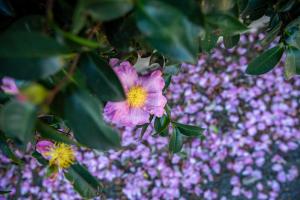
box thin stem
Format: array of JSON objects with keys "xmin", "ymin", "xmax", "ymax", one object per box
[{"xmin": 45, "ymin": 23, "xmax": 100, "ymax": 105}]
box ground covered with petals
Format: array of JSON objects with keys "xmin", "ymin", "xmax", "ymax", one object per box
[{"xmin": 1, "ymin": 34, "xmax": 300, "ymax": 200}]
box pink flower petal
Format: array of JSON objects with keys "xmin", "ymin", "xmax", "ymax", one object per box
[
  {"xmin": 109, "ymin": 58, "xmax": 119, "ymax": 67},
  {"xmin": 36, "ymin": 140, "xmax": 54, "ymax": 156},
  {"xmin": 125, "ymin": 108, "xmax": 149, "ymax": 127},
  {"xmin": 104, "ymin": 101, "xmax": 130, "ymax": 125},
  {"xmin": 1, "ymin": 77, "xmax": 19, "ymax": 95},
  {"xmin": 114, "ymin": 62, "xmax": 138, "ymax": 91},
  {"xmin": 140, "ymin": 70, "xmax": 165, "ymax": 93},
  {"xmin": 145, "ymin": 93, "xmax": 167, "ymax": 117}
]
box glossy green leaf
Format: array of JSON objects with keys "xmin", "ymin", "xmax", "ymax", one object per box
[
  {"xmin": 65, "ymin": 163, "xmax": 102, "ymax": 198},
  {"xmin": 0, "ymin": 31, "xmax": 69, "ymax": 80},
  {"xmin": 8, "ymin": 15, "xmax": 44, "ymax": 32},
  {"xmin": 285, "ymin": 48, "xmax": 300, "ymax": 79},
  {"xmin": 163, "ymin": 74, "xmax": 172, "ymax": 92},
  {"xmin": 65, "ymin": 89, "xmax": 121, "ymax": 150},
  {"xmin": 0, "ymin": 133, "xmax": 23, "ymax": 165},
  {"xmin": 79, "ymin": 53, "xmax": 125, "ymax": 101},
  {"xmin": 246, "ymin": 45, "xmax": 284, "ymax": 75},
  {"xmin": 154, "ymin": 115, "xmax": 170, "ymax": 136},
  {"xmin": 104, "ymin": 14, "xmax": 139, "ymax": 51},
  {"xmin": 136, "ymin": 0, "xmax": 200, "ymax": 63},
  {"xmin": 46, "ymin": 165, "xmax": 59, "ymax": 178},
  {"xmin": 207, "ymin": 13, "xmax": 248, "ymax": 36},
  {"xmin": 285, "ymin": 16, "xmax": 300, "ymax": 50},
  {"xmin": 161, "ymin": 0, "xmax": 203, "ymax": 25},
  {"xmin": 58, "ymin": 29, "xmax": 100, "ymax": 49},
  {"xmin": 172, "ymin": 122, "xmax": 205, "ymax": 137},
  {"xmin": 278, "ymin": 0, "xmax": 295, "ymax": 12},
  {"xmin": 241, "ymin": 0, "xmax": 268, "ymax": 22},
  {"xmin": 223, "ymin": 35, "xmax": 240, "ymax": 48},
  {"xmin": 200, "ymin": 32, "xmax": 219, "ymax": 52},
  {"xmin": 72, "ymin": 0, "xmax": 87, "ymax": 34},
  {"xmin": 36, "ymin": 121, "xmax": 78, "ymax": 145},
  {"xmin": 261, "ymin": 22, "xmax": 282, "ymax": 48},
  {"xmin": 0, "ymin": 0, "xmax": 14, "ymax": 16},
  {"xmin": 0, "ymin": 100, "xmax": 36, "ymax": 144},
  {"xmin": 83, "ymin": 0, "xmax": 133, "ymax": 21},
  {"xmin": 32, "ymin": 151, "xmax": 48, "ymax": 166},
  {"xmin": 169, "ymin": 128, "xmax": 183, "ymax": 153}
]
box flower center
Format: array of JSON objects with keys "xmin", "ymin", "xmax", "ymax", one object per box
[
  {"xmin": 46, "ymin": 143, "xmax": 75, "ymax": 169},
  {"xmin": 127, "ymin": 86, "xmax": 147, "ymax": 108}
]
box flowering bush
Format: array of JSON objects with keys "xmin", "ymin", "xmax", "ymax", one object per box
[
  {"xmin": 0, "ymin": 0, "xmax": 300, "ymax": 199},
  {"xmin": 1, "ymin": 34, "xmax": 300, "ymax": 200}
]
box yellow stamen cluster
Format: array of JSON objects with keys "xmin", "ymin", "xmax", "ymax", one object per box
[
  {"xmin": 127, "ymin": 86, "xmax": 147, "ymax": 108},
  {"xmin": 45, "ymin": 143, "xmax": 75, "ymax": 169}
]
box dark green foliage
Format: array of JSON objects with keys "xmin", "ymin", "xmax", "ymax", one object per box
[
  {"xmin": 246, "ymin": 45, "xmax": 284, "ymax": 75},
  {"xmin": 136, "ymin": 0, "xmax": 200, "ymax": 63},
  {"xmin": 65, "ymin": 163, "xmax": 102, "ymax": 198},
  {"xmin": 64, "ymin": 89, "xmax": 121, "ymax": 151},
  {"xmin": 78, "ymin": 53, "xmax": 126, "ymax": 101},
  {"xmin": 0, "ymin": 100, "xmax": 36, "ymax": 144},
  {"xmin": 169, "ymin": 128, "xmax": 183, "ymax": 153},
  {"xmin": 0, "ymin": 0, "xmax": 299, "ymax": 198},
  {"xmin": 172, "ymin": 122, "xmax": 205, "ymax": 137}
]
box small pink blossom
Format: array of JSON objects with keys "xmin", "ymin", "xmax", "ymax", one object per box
[
  {"xmin": 104, "ymin": 59, "xmax": 167, "ymax": 127},
  {"xmin": 36, "ymin": 140, "xmax": 54, "ymax": 157},
  {"xmin": 1, "ymin": 77, "xmax": 19, "ymax": 94}
]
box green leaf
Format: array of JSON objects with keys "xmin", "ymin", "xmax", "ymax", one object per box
[
  {"xmin": 200, "ymin": 32, "xmax": 219, "ymax": 52},
  {"xmin": 161, "ymin": 0, "xmax": 203, "ymax": 25},
  {"xmin": 207, "ymin": 13, "xmax": 248, "ymax": 36},
  {"xmin": 223, "ymin": 35, "xmax": 240, "ymax": 48},
  {"xmin": 65, "ymin": 89, "xmax": 121, "ymax": 150},
  {"xmin": 72, "ymin": 0, "xmax": 87, "ymax": 34},
  {"xmin": 163, "ymin": 74, "xmax": 172, "ymax": 92},
  {"xmin": 46, "ymin": 165, "xmax": 59, "ymax": 178},
  {"xmin": 163, "ymin": 64, "xmax": 180, "ymax": 75},
  {"xmin": 0, "ymin": 100, "xmax": 36, "ymax": 144},
  {"xmin": 65, "ymin": 163, "xmax": 102, "ymax": 198},
  {"xmin": 32, "ymin": 151, "xmax": 48, "ymax": 166},
  {"xmin": 154, "ymin": 115, "xmax": 170, "ymax": 136},
  {"xmin": 0, "ymin": 133, "xmax": 23, "ymax": 165},
  {"xmin": 285, "ymin": 16, "xmax": 300, "ymax": 50},
  {"xmin": 278, "ymin": 0, "xmax": 295, "ymax": 12},
  {"xmin": 0, "ymin": 0, "xmax": 14, "ymax": 16},
  {"xmin": 136, "ymin": 0, "xmax": 200, "ymax": 63},
  {"xmin": 246, "ymin": 45, "xmax": 284, "ymax": 75},
  {"xmin": 82, "ymin": 0, "xmax": 133, "ymax": 21},
  {"xmin": 8, "ymin": 15, "xmax": 44, "ymax": 32},
  {"xmin": 0, "ymin": 190, "xmax": 11, "ymax": 194},
  {"xmin": 261, "ymin": 22, "xmax": 282, "ymax": 48},
  {"xmin": 36, "ymin": 121, "xmax": 78, "ymax": 145},
  {"xmin": 241, "ymin": 0, "xmax": 269, "ymax": 22},
  {"xmin": 79, "ymin": 53, "xmax": 125, "ymax": 101},
  {"xmin": 0, "ymin": 31, "xmax": 69, "ymax": 80},
  {"xmin": 172, "ymin": 122, "xmax": 205, "ymax": 137},
  {"xmin": 104, "ymin": 14, "xmax": 139, "ymax": 51},
  {"xmin": 58, "ymin": 29, "xmax": 101, "ymax": 49},
  {"xmin": 285, "ymin": 48, "xmax": 300, "ymax": 79},
  {"xmin": 202, "ymin": 0, "xmax": 235, "ymax": 13},
  {"xmin": 169, "ymin": 128, "xmax": 183, "ymax": 153}
]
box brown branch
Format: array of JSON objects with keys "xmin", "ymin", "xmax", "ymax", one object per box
[
  {"xmin": 45, "ymin": 54, "xmax": 80, "ymax": 105},
  {"xmin": 45, "ymin": 23, "xmax": 101, "ymax": 105}
]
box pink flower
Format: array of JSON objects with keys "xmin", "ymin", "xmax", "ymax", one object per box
[
  {"xmin": 104, "ymin": 60, "xmax": 167, "ymax": 127},
  {"xmin": 1, "ymin": 77, "xmax": 19, "ymax": 94},
  {"xmin": 36, "ymin": 140, "xmax": 54, "ymax": 157}
]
